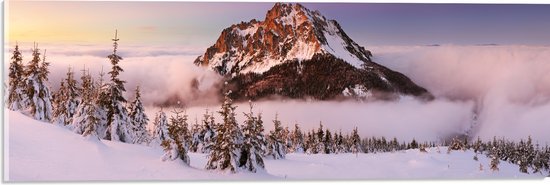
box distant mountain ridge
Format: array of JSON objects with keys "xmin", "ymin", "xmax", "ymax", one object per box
[{"xmin": 195, "ymin": 3, "xmax": 432, "ymax": 101}]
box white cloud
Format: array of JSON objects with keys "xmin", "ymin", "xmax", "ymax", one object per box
[
  {"xmin": 371, "ymin": 45, "xmax": 550, "ymax": 143},
  {"xmin": 8, "ymin": 43, "xmax": 220, "ymax": 107},
  {"xmin": 6, "ymin": 43, "xmax": 550, "ymax": 143}
]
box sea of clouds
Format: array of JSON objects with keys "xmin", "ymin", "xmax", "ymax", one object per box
[{"xmin": 5, "ymin": 43, "xmax": 550, "ymax": 144}]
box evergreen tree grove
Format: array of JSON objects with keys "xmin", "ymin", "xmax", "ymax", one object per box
[
  {"xmin": 52, "ymin": 67, "xmax": 80, "ymax": 126},
  {"xmin": 71, "ymin": 68, "xmax": 98, "ymax": 135}
]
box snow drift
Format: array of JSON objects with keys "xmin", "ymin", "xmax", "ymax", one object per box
[{"xmin": 5, "ymin": 110, "xmax": 543, "ymax": 181}]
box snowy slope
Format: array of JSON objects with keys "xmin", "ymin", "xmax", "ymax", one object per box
[
  {"xmin": 5, "ymin": 110, "xmax": 546, "ymax": 181},
  {"xmin": 6, "ymin": 110, "xmax": 275, "ymax": 181}
]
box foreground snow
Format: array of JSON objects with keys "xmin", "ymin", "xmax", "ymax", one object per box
[{"xmin": 5, "ymin": 110, "xmax": 546, "ymax": 181}]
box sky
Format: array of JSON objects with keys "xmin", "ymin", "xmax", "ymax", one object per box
[{"xmin": 6, "ymin": 1, "xmax": 550, "ymax": 47}]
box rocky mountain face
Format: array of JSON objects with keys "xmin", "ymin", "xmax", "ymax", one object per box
[{"xmin": 195, "ymin": 3, "xmax": 432, "ymax": 101}]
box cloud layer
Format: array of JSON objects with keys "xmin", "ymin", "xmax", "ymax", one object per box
[
  {"xmin": 7, "ymin": 43, "xmax": 221, "ymax": 106},
  {"xmin": 371, "ymin": 45, "xmax": 550, "ymax": 143},
  {"xmin": 5, "ymin": 43, "xmax": 550, "ymax": 143}
]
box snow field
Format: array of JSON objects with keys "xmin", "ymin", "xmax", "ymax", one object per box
[{"xmin": 6, "ymin": 110, "xmax": 546, "ymax": 181}]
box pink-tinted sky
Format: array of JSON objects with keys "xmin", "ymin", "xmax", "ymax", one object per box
[{"xmin": 7, "ymin": 1, "xmax": 550, "ymax": 47}]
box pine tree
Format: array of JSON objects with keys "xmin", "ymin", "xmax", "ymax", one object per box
[
  {"xmin": 351, "ymin": 127, "xmax": 362, "ymax": 154},
  {"xmin": 334, "ymin": 131, "xmax": 345, "ymax": 153},
  {"xmin": 71, "ymin": 68, "xmax": 98, "ymax": 135},
  {"xmin": 94, "ymin": 68, "xmax": 110, "ymax": 139},
  {"xmin": 305, "ymin": 129, "xmax": 317, "ymax": 154},
  {"xmin": 473, "ymin": 136, "xmax": 483, "ymax": 154},
  {"xmin": 105, "ymin": 30, "xmax": 131, "ymax": 142},
  {"xmin": 127, "ymin": 86, "xmax": 150, "ymax": 144},
  {"xmin": 411, "ymin": 138, "xmax": 419, "ymax": 149},
  {"xmin": 448, "ymin": 137, "xmax": 464, "ymax": 151},
  {"xmin": 81, "ymin": 100, "xmax": 101, "ymax": 141},
  {"xmin": 324, "ymin": 129, "xmax": 333, "ymax": 154},
  {"xmin": 24, "ymin": 45, "xmax": 53, "ymax": 121},
  {"xmin": 517, "ymin": 137, "xmax": 533, "ymax": 174},
  {"xmin": 283, "ymin": 126, "xmax": 292, "ymax": 153},
  {"xmin": 199, "ymin": 109, "xmax": 217, "ymax": 153},
  {"xmin": 266, "ymin": 114, "xmax": 286, "ymax": 159},
  {"xmin": 532, "ymin": 144, "xmax": 544, "ymax": 174},
  {"xmin": 391, "ymin": 137, "xmax": 399, "ymax": 152},
  {"xmin": 240, "ymin": 101, "xmax": 266, "ymax": 172},
  {"xmin": 490, "ymin": 146, "xmax": 500, "ymax": 172},
  {"xmin": 206, "ymin": 91, "xmax": 243, "ymax": 173},
  {"xmin": 52, "ymin": 67, "xmax": 80, "ymax": 126},
  {"xmin": 190, "ymin": 118, "xmax": 202, "ymax": 152},
  {"xmin": 150, "ymin": 108, "xmax": 169, "ymax": 146},
  {"xmin": 316, "ymin": 122, "xmax": 325, "ymax": 153},
  {"xmin": 7, "ymin": 43, "xmax": 27, "ymax": 111},
  {"xmin": 291, "ymin": 124, "xmax": 304, "ymax": 153},
  {"xmin": 161, "ymin": 108, "xmax": 190, "ymax": 165}
]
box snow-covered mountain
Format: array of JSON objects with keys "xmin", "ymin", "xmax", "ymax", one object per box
[{"xmin": 195, "ymin": 3, "xmax": 432, "ymax": 100}]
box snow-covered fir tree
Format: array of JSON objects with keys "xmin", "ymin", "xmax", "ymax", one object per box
[
  {"xmin": 190, "ymin": 118, "xmax": 202, "ymax": 152},
  {"xmin": 315, "ymin": 123, "xmax": 326, "ymax": 153},
  {"xmin": 305, "ymin": 129, "xmax": 317, "ymax": 154},
  {"xmin": 291, "ymin": 124, "xmax": 304, "ymax": 153},
  {"xmin": 240, "ymin": 101, "xmax": 267, "ymax": 172},
  {"xmin": 94, "ymin": 68, "xmax": 110, "ymax": 139},
  {"xmin": 410, "ymin": 138, "xmax": 419, "ymax": 149},
  {"xmin": 161, "ymin": 108, "xmax": 190, "ymax": 165},
  {"xmin": 127, "ymin": 86, "xmax": 150, "ymax": 144},
  {"xmin": 517, "ymin": 137, "xmax": 535, "ymax": 174},
  {"xmin": 81, "ymin": 91, "xmax": 101, "ymax": 141},
  {"xmin": 199, "ymin": 109, "xmax": 217, "ymax": 153},
  {"xmin": 532, "ymin": 143, "xmax": 545, "ymax": 174},
  {"xmin": 24, "ymin": 46, "xmax": 53, "ymax": 122},
  {"xmin": 473, "ymin": 137, "xmax": 483, "ymax": 154},
  {"xmin": 351, "ymin": 127, "xmax": 362, "ymax": 154},
  {"xmin": 266, "ymin": 114, "xmax": 286, "ymax": 159},
  {"xmin": 181, "ymin": 111, "xmax": 192, "ymax": 151},
  {"xmin": 283, "ymin": 127, "xmax": 293, "ymax": 154},
  {"xmin": 490, "ymin": 146, "xmax": 500, "ymax": 172},
  {"xmin": 71, "ymin": 68, "xmax": 97, "ymax": 134},
  {"xmin": 206, "ymin": 91, "xmax": 243, "ymax": 173},
  {"xmin": 150, "ymin": 108, "xmax": 169, "ymax": 146},
  {"xmin": 7, "ymin": 43, "xmax": 28, "ymax": 111},
  {"xmin": 324, "ymin": 129, "xmax": 334, "ymax": 154},
  {"xmin": 448, "ymin": 137, "xmax": 465, "ymax": 152},
  {"xmin": 105, "ymin": 30, "xmax": 131, "ymax": 142},
  {"xmin": 333, "ymin": 132, "xmax": 340, "ymax": 154},
  {"xmin": 52, "ymin": 67, "xmax": 80, "ymax": 126}
]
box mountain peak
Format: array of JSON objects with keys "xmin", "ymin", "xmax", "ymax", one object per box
[
  {"xmin": 265, "ymin": 3, "xmax": 311, "ymax": 25},
  {"xmin": 194, "ymin": 3, "xmax": 432, "ymax": 101},
  {"xmin": 195, "ymin": 3, "xmax": 373, "ymax": 75}
]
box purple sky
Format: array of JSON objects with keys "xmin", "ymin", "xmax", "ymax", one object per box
[
  {"xmin": 9, "ymin": 1, "xmax": 550, "ymax": 47},
  {"xmin": 305, "ymin": 3, "xmax": 550, "ymax": 46}
]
